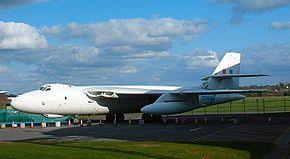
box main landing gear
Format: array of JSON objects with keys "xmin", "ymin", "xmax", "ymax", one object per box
[
  {"xmin": 106, "ymin": 113, "xmax": 125, "ymax": 122},
  {"xmin": 105, "ymin": 113, "xmax": 161, "ymax": 123},
  {"xmin": 142, "ymin": 113, "xmax": 161, "ymax": 122}
]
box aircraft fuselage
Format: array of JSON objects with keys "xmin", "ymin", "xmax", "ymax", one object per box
[{"xmin": 10, "ymin": 84, "xmax": 245, "ymax": 116}]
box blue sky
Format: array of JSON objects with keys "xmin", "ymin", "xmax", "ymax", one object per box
[{"xmin": 0, "ymin": 0, "xmax": 289, "ymax": 93}]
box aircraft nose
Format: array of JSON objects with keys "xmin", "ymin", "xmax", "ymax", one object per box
[{"xmin": 10, "ymin": 96, "xmax": 24, "ymax": 111}]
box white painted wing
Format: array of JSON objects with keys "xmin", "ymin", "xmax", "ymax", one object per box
[{"xmin": 83, "ymin": 86, "xmax": 180, "ymax": 98}]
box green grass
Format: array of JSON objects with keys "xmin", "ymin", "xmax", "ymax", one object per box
[
  {"xmin": 184, "ymin": 96, "xmax": 290, "ymax": 115},
  {"xmin": 0, "ymin": 141, "xmax": 274, "ymax": 159}
]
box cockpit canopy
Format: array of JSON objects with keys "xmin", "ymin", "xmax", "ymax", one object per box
[
  {"xmin": 39, "ymin": 85, "xmax": 51, "ymax": 91},
  {"xmin": 39, "ymin": 84, "xmax": 72, "ymax": 91}
]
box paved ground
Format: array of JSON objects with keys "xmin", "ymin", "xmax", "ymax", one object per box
[
  {"xmin": 197, "ymin": 125, "xmax": 288, "ymax": 143},
  {"xmin": 0, "ymin": 122, "xmax": 288, "ymax": 143},
  {"xmin": 0, "ymin": 116, "xmax": 289, "ymax": 159},
  {"xmin": 0, "ymin": 124, "xmax": 231, "ymax": 142}
]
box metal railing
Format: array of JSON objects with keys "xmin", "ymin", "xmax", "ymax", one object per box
[
  {"xmin": 187, "ymin": 96, "xmax": 290, "ymax": 115},
  {"xmin": 0, "ymin": 109, "xmax": 69, "ymax": 124}
]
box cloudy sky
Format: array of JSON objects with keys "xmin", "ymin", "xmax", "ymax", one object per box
[{"xmin": 0, "ymin": 0, "xmax": 289, "ymax": 93}]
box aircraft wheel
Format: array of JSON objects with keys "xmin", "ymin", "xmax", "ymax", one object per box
[
  {"xmin": 142, "ymin": 113, "xmax": 152, "ymax": 122},
  {"xmin": 106, "ymin": 114, "xmax": 115, "ymax": 122},
  {"xmin": 106, "ymin": 113, "xmax": 125, "ymax": 122},
  {"xmin": 116, "ymin": 113, "xmax": 125, "ymax": 121},
  {"xmin": 73, "ymin": 118, "xmax": 79, "ymax": 124},
  {"xmin": 142, "ymin": 114, "xmax": 161, "ymax": 122},
  {"xmin": 152, "ymin": 115, "xmax": 162, "ymax": 122}
]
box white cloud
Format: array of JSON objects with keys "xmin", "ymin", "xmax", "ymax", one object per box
[
  {"xmin": 215, "ymin": 0, "xmax": 290, "ymax": 24},
  {"xmin": 124, "ymin": 51, "xmax": 170, "ymax": 59},
  {"xmin": 40, "ymin": 18, "xmax": 208, "ymax": 73},
  {"xmin": 42, "ymin": 18, "xmax": 207, "ymax": 49},
  {"xmin": 244, "ymin": 44, "xmax": 290, "ymax": 67},
  {"xmin": 0, "ymin": 19, "xmax": 221, "ymax": 92},
  {"xmin": 0, "ymin": 21, "xmax": 48, "ymax": 49},
  {"xmin": 1, "ymin": 43, "xmax": 289, "ymax": 93},
  {"xmin": 120, "ymin": 65, "xmax": 138, "ymax": 74},
  {"xmin": 185, "ymin": 50, "xmax": 219, "ymax": 70},
  {"xmin": 271, "ymin": 21, "xmax": 290, "ymax": 30},
  {"xmin": 42, "ymin": 25, "xmax": 61, "ymax": 35},
  {"xmin": 238, "ymin": 43, "xmax": 290, "ymax": 85}
]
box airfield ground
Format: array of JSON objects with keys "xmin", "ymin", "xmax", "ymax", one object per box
[{"xmin": 0, "ymin": 116, "xmax": 289, "ymax": 159}]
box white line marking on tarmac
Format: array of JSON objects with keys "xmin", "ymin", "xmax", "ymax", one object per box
[
  {"xmin": 190, "ymin": 127, "xmax": 202, "ymax": 132},
  {"xmin": 274, "ymin": 127, "xmax": 290, "ymax": 145},
  {"xmin": 193, "ymin": 126, "xmax": 237, "ymax": 142}
]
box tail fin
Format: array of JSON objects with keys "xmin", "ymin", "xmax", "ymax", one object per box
[
  {"xmin": 211, "ymin": 52, "xmax": 241, "ymax": 76},
  {"xmin": 202, "ymin": 52, "xmax": 268, "ymax": 90}
]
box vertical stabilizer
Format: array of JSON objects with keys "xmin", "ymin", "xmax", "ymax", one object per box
[
  {"xmin": 206, "ymin": 52, "xmax": 241, "ymax": 89},
  {"xmin": 212, "ymin": 52, "xmax": 241, "ymax": 75}
]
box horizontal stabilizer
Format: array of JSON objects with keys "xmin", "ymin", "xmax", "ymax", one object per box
[
  {"xmin": 178, "ymin": 89, "xmax": 266, "ymax": 95},
  {"xmin": 202, "ymin": 73, "xmax": 269, "ymax": 81}
]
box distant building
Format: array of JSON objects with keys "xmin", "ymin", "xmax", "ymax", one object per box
[{"xmin": 0, "ymin": 94, "xmax": 10, "ymax": 109}]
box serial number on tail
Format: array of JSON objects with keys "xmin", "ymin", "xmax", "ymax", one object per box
[{"xmin": 199, "ymin": 95, "xmax": 215, "ymax": 105}]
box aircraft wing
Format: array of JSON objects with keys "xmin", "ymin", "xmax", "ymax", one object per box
[
  {"xmin": 83, "ymin": 86, "xmax": 266, "ymax": 115},
  {"xmin": 84, "ymin": 85, "xmax": 265, "ymax": 99},
  {"xmin": 83, "ymin": 86, "xmax": 179, "ymax": 98}
]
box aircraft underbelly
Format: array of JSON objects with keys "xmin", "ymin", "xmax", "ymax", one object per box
[{"xmin": 95, "ymin": 94, "xmax": 160, "ymax": 113}]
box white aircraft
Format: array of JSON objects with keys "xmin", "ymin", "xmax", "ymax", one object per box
[{"xmin": 6, "ymin": 52, "xmax": 267, "ymax": 121}]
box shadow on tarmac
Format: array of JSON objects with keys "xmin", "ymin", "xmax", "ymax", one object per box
[{"xmin": 37, "ymin": 123, "xmax": 279, "ymax": 159}]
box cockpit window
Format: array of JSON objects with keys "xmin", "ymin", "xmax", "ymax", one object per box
[{"xmin": 39, "ymin": 85, "xmax": 51, "ymax": 91}]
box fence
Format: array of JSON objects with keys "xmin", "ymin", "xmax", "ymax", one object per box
[
  {"xmin": 0, "ymin": 109, "xmax": 70, "ymax": 124},
  {"xmin": 1, "ymin": 97, "xmax": 289, "ymax": 122},
  {"xmin": 187, "ymin": 96, "xmax": 290, "ymax": 115}
]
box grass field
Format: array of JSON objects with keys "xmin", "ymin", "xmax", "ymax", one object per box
[
  {"xmin": 185, "ymin": 96, "xmax": 290, "ymax": 115},
  {"xmin": 0, "ymin": 141, "xmax": 274, "ymax": 159}
]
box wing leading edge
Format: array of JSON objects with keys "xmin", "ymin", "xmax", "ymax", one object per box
[
  {"xmin": 84, "ymin": 86, "xmax": 266, "ymax": 99},
  {"xmin": 83, "ymin": 86, "xmax": 180, "ymax": 98}
]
